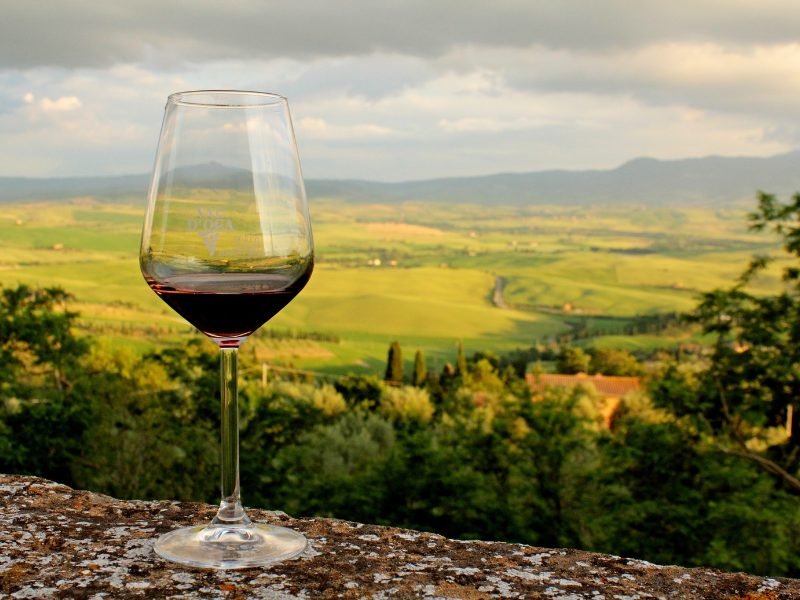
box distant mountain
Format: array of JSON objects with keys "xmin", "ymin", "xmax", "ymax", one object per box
[
  {"xmin": 306, "ymin": 151, "xmax": 800, "ymax": 205},
  {"xmin": 0, "ymin": 173, "xmax": 150, "ymax": 202},
  {"xmin": 166, "ymin": 161, "xmax": 253, "ymax": 190},
  {"xmin": 3, "ymin": 151, "xmax": 800, "ymax": 205}
]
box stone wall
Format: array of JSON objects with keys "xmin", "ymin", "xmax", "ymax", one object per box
[{"xmin": 1, "ymin": 474, "xmax": 798, "ymax": 598}]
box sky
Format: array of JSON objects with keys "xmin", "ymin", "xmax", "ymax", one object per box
[{"xmin": 2, "ymin": 1, "xmax": 800, "ymax": 181}]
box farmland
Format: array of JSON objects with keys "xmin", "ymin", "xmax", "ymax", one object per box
[{"xmin": 0, "ymin": 194, "xmax": 780, "ymax": 375}]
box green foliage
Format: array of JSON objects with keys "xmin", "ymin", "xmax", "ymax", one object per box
[
  {"xmin": 412, "ymin": 349, "xmax": 427, "ymax": 387},
  {"xmin": 662, "ymin": 192, "xmax": 800, "ymax": 493},
  {"xmin": 378, "ymin": 424, "xmax": 502, "ymax": 537},
  {"xmin": 456, "ymin": 341, "xmax": 468, "ymax": 377},
  {"xmin": 269, "ymin": 413, "xmax": 396, "ymax": 522},
  {"xmin": 334, "ymin": 374, "xmax": 384, "ymax": 410},
  {"xmin": 502, "ymin": 393, "xmax": 600, "ymax": 547},
  {"xmin": 71, "ymin": 361, "xmax": 218, "ymax": 501},
  {"xmin": 380, "ymin": 386, "xmax": 434, "ymax": 425},
  {"xmin": 0, "ymin": 394, "xmax": 97, "ymax": 486},
  {"xmin": 588, "ymin": 348, "xmax": 642, "ymax": 376},
  {"xmin": 556, "ymin": 346, "xmax": 590, "ymax": 374},
  {"xmin": 590, "ymin": 417, "xmax": 708, "ymax": 565},
  {"xmin": 0, "ymin": 284, "xmax": 88, "ymax": 395},
  {"xmin": 309, "ymin": 383, "xmax": 348, "ymax": 417},
  {"xmin": 0, "ymin": 287, "xmax": 219, "ymax": 501},
  {"xmin": 0, "ymin": 284, "xmax": 92, "ymax": 484},
  {"xmin": 384, "ymin": 341, "xmax": 403, "ymax": 383},
  {"xmin": 9, "ymin": 191, "xmax": 800, "ymax": 586},
  {"xmin": 590, "ymin": 413, "xmax": 800, "ymax": 575}
]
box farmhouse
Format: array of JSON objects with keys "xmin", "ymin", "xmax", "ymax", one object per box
[{"xmin": 525, "ymin": 372, "xmax": 642, "ymax": 428}]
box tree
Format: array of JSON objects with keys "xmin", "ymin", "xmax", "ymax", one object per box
[
  {"xmin": 334, "ymin": 374, "xmax": 384, "ymax": 410},
  {"xmin": 655, "ymin": 192, "xmax": 800, "ymax": 494},
  {"xmin": 412, "ymin": 350, "xmax": 427, "ymax": 387},
  {"xmin": 0, "ymin": 284, "xmax": 88, "ymax": 396},
  {"xmin": 589, "ymin": 348, "xmax": 642, "ymax": 376},
  {"xmin": 269, "ymin": 413, "xmax": 396, "ymax": 522},
  {"xmin": 591, "ymin": 407, "xmax": 800, "ymax": 576},
  {"xmin": 380, "ymin": 386, "xmax": 434, "ymax": 424},
  {"xmin": 385, "ymin": 341, "xmax": 403, "ymax": 384},
  {"xmin": 456, "ymin": 341, "xmax": 468, "ymax": 377},
  {"xmin": 0, "ymin": 285, "xmax": 92, "ymax": 486},
  {"xmin": 556, "ymin": 346, "xmax": 590, "ymax": 374},
  {"xmin": 503, "ymin": 387, "xmax": 600, "ymax": 548}
]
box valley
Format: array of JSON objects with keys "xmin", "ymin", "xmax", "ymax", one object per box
[{"xmin": 0, "ymin": 193, "xmax": 781, "ymax": 375}]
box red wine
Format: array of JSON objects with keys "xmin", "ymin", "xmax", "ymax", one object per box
[{"xmin": 146, "ymin": 261, "xmax": 313, "ymax": 344}]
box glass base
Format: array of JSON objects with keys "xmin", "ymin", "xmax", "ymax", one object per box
[{"xmin": 154, "ymin": 523, "xmax": 308, "ymax": 569}]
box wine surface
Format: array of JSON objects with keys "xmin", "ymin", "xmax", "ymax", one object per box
[{"xmin": 147, "ymin": 262, "xmax": 313, "ymax": 343}]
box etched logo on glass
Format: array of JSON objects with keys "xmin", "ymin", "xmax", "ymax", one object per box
[{"xmin": 186, "ymin": 208, "xmax": 234, "ymax": 256}]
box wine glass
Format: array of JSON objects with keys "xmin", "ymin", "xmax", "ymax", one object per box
[{"xmin": 139, "ymin": 90, "xmax": 313, "ymax": 569}]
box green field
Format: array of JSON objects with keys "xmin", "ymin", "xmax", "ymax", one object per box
[{"xmin": 0, "ymin": 195, "xmax": 779, "ymax": 374}]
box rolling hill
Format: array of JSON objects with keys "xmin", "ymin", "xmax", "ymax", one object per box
[{"xmin": 2, "ymin": 150, "xmax": 800, "ymax": 205}]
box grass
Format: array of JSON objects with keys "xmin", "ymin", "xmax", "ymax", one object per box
[
  {"xmin": 576, "ymin": 334, "xmax": 693, "ymax": 352},
  {"xmin": 0, "ymin": 194, "xmax": 778, "ymax": 373}
]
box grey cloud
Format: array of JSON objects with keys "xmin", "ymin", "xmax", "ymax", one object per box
[
  {"xmin": 3, "ymin": 1, "xmax": 800, "ymax": 68},
  {"xmin": 436, "ymin": 41, "xmax": 800, "ymax": 121},
  {"xmin": 282, "ymin": 54, "xmax": 433, "ymax": 101}
]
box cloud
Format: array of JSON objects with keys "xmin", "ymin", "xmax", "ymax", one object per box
[
  {"xmin": 0, "ymin": 49, "xmax": 794, "ymax": 179},
  {"xmin": 2, "ymin": 3, "xmax": 800, "ymax": 179},
  {"xmin": 296, "ymin": 116, "xmax": 395, "ymax": 139},
  {"xmin": 291, "ymin": 70, "xmax": 789, "ymax": 180},
  {"xmin": 437, "ymin": 117, "xmax": 550, "ymax": 134},
  {"xmin": 39, "ymin": 95, "xmax": 81, "ymax": 112},
  {"xmin": 3, "ymin": 1, "xmax": 800, "ymax": 68},
  {"xmin": 441, "ymin": 42, "xmax": 800, "ymax": 119}
]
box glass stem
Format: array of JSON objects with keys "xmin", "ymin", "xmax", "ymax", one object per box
[{"xmin": 212, "ymin": 347, "xmax": 251, "ymax": 527}]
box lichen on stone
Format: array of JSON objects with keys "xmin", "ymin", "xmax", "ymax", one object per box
[{"xmin": 0, "ymin": 474, "xmax": 799, "ymax": 599}]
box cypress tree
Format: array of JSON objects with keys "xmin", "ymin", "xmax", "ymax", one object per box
[
  {"xmin": 385, "ymin": 341, "xmax": 403, "ymax": 383},
  {"xmin": 456, "ymin": 341, "xmax": 468, "ymax": 377},
  {"xmin": 412, "ymin": 349, "xmax": 427, "ymax": 387}
]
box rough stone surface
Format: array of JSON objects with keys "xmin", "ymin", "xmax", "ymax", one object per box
[{"xmin": 1, "ymin": 474, "xmax": 799, "ymax": 599}]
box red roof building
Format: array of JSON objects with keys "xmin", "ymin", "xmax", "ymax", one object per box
[
  {"xmin": 525, "ymin": 372, "xmax": 642, "ymax": 428},
  {"xmin": 526, "ymin": 373, "xmax": 641, "ymax": 398}
]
